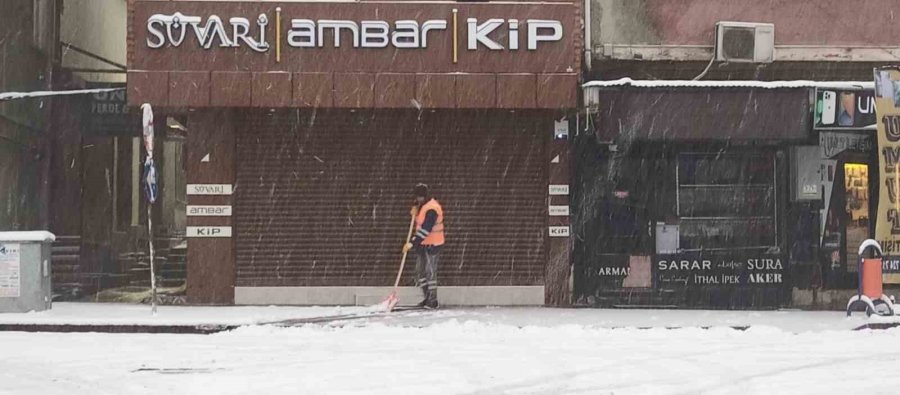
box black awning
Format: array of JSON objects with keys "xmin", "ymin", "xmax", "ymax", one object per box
[{"xmin": 595, "ymin": 88, "xmax": 810, "ymax": 141}]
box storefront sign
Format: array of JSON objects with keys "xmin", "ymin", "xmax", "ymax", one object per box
[
  {"xmin": 0, "ymin": 243, "xmax": 21, "ymax": 298},
  {"xmin": 874, "ymin": 67, "xmax": 900, "ymax": 282},
  {"xmin": 132, "ymin": 2, "xmax": 577, "ymax": 75},
  {"xmin": 579, "ymin": 255, "xmax": 652, "ymax": 292},
  {"xmin": 146, "ymin": 12, "xmax": 562, "ymax": 52},
  {"xmin": 814, "ymin": 88, "xmax": 876, "ymax": 130},
  {"xmin": 187, "ymin": 184, "xmax": 233, "ymax": 195},
  {"xmin": 548, "ymin": 185, "xmax": 569, "ymax": 195},
  {"xmin": 654, "ymin": 253, "xmax": 785, "ymax": 288},
  {"xmin": 548, "ymin": 226, "xmax": 569, "ymax": 237},
  {"xmin": 819, "ymin": 131, "xmax": 875, "ymax": 159},
  {"xmin": 548, "ymin": 205, "xmax": 569, "ymax": 216},
  {"xmin": 187, "ymin": 205, "xmax": 232, "ymax": 216},
  {"xmin": 187, "ymin": 226, "xmax": 232, "ymax": 237},
  {"xmin": 88, "ymin": 83, "xmax": 131, "ymax": 135}
]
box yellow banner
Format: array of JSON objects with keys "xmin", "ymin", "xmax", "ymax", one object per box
[{"xmin": 874, "ymin": 67, "xmax": 900, "ymax": 282}]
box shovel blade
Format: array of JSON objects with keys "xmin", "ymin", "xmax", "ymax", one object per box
[{"xmin": 383, "ymin": 291, "xmax": 399, "ymax": 312}]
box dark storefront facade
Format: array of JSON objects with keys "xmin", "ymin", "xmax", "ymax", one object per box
[
  {"xmin": 573, "ymin": 81, "xmax": 878, "ymax": 309},
  {"xmin": 127, "ymin": 1, "xmax": 580, "ymax": 305}
]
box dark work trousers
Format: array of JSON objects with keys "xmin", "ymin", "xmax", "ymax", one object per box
[{"xmin": 415, "ymin": 245, "xmax": 441, "ymax": 299}]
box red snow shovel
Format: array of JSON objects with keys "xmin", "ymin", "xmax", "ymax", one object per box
[{"xmin": 381, "ymin": 208, "xmax": 418, "ymax": 312}]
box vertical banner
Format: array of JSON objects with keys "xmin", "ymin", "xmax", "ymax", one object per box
[{"xmin": 874, "ymin": 67, "xmax": 900, "ymax": 282}]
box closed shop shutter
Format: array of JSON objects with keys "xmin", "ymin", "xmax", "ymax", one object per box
[{"xmin": 235, "ymin": 110, "xmax": 549, "ymax": 287}]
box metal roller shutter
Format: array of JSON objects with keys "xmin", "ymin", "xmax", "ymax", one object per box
[{"xmin": 235, "ymin": 109, "xmax": 548, "ymax": 287}]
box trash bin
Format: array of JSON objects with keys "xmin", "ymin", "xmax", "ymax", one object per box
[
  {"xmin": 861, "ymin": 246, "xmax": 883, "ymax": 300},
  {"xmin": 847, "ymin": 239, "xmax": 895, "ymax": 316},
  {"xmin": 0, "ymin": 231, "xmax": 55, "ymax": 313}
]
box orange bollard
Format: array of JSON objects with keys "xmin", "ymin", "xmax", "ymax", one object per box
[{"xmin": 862, "ymin": 258, "xmax": 884, "ymax": 299}]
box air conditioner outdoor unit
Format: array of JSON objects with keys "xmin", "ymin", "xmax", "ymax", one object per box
[{"xmin": 715, "ymin": 21, "xmax": 775, "ymax": 63}]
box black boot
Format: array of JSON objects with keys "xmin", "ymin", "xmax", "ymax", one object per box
[
  {"xmin": 415, "ymin": 286, "xmax": 429, "ymax": 308},
  {"xmin": 424, "ymin": 289, "xmax": 439, "ymax": 309}
]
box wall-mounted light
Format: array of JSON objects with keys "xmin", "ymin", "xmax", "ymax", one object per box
[{"xmin": 554, "ymin": 118, "xmax": 569, "ymax": 140}]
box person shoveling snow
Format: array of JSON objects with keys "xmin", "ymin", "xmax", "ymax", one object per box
[{"xmin": 380, "ymin": 183, "xmax": 445, "ymax": 311}]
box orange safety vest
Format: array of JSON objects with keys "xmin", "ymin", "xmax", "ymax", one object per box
[{"xmin": 415, "ymin": 199, "xmax": 445, "ymax": 246}]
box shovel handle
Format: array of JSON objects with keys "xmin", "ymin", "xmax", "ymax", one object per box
[{"xmin": 392, "ymin": 208, "xmax": 418, "ymax": 288}]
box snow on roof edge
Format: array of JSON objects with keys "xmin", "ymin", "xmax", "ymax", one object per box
[
  {"xmin": 0, "ymin": 88, "xmax": 123, "ymax": 102},
  {"xmin": 0, "ymin": 231, "xmax": 56, "ymax": 242},
  {"xmin": 583, "ymin": 78, "xmax": 874, "ymax": 90}
]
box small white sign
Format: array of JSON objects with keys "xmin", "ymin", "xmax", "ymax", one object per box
[
  {"xmin": 187, "ymin": 226, "xmax": 232, "ymax": 238},
  {"xmin": 551, "ymin": 155, "xmax": 560, "ymax": 164},
  {"xmin": 549, "ymin": 226, "xmax": 570, "ymax": 237},
  {"xmin": 187, "ymin": 184, "xmax": 233, "ymax": 195},
  {"xmin": 549, "ymin": 205, "xmax": 570, "ymax": 216},
  {"xmin": 187, "ymin": 205, "xmax": 232, "ymax": 216},
  {"xmin": 549, "ymin": 185, "xmax": 569, "ymax": 195},
  {"xmin": 0, "ymin": 243, "xmax": 21, "ymax": 298},
  {"xmin": 554, "ymin": 119, "xmax": 569, "ymax": 136}
]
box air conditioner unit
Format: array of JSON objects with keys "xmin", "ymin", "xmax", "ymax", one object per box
[{"xmin": 715, "ymin": 21, "xmax": 775, "ymax": 63}]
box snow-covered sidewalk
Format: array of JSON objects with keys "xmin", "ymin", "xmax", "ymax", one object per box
[
  {"xmin": 2, "ymin": 305, "xmax": 900, "ymax": 394},
  {"xmin": 0, "ymin": 302, "xmax": 373, "ymax": 327},
  {"xmin": 1, "ymin": 303, "xmax": 899, "ymax": 332}
]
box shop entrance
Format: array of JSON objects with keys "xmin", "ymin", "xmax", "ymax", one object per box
[
  {"xmin": 573, "ymin": 141, "xmax": 790, "ymax": 308},
  {"xmin": 821, "ymin": 158, "xmax": 875, "ymax": 288},
  {"xmin": 843, "ymin": 163, "xmax": 870, "ymax": 266}
]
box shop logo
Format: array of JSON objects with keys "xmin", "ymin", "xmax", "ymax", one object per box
[
  {"xmin": 147, "ymin": 13, "xmax": 270, "ymax": 52},
  {"xmin": 287, "ymin": 19, "xmax": 448, "ymax": 49}
]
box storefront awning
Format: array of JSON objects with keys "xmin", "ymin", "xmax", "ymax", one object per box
[{"xmin": 581, "ymin": 79, "xmax": 865, "ymax": 141}]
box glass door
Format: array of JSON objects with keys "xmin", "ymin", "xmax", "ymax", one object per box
[{"xmin": 843, "ymin": 163, "xmax": 870, "ymax": 271}]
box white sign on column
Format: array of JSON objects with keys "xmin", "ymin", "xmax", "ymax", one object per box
[
  {"xmin": 549, "ymin": 205, "xmax": 570, "ymax": 216},
  {"xmin": 187, "ymin": 205, "xmax": 233, "ymax": 216},
  {"xmin": 548, "ymin": 185, "xmax": 569, "ymax": 195},
  {"xmin": 187, "ymin": 226, "xmax": 233, "ymax": 238},
  {"xmin": 549, "ymin": 226, "xmax": 570, "ymax": 237},
  {"xmin": 187, "ymin": 184, "xmax": 233, "ymax": 195}
]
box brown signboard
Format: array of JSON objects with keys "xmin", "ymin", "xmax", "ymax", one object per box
[{"xmin": 128, "ymin": 1, "xmax": 580, "ymax": 109}]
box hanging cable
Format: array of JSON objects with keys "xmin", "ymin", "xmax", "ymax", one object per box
[
  {"xmin": 692, "ymin": 54, "xmax": 716, "ymax": 81},
  {"xmin": 693, "ymin": 29, "xmax": 719, "ymax": 81}
]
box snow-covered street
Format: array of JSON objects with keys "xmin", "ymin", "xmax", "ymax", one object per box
[{"xmin": 2, "ymin": 304, "xmax": 900, "ymax": 394}]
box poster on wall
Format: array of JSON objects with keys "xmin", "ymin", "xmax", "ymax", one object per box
[
  {"xmin": 0, "ymin": 243, "xmax": 21, "ymax": 298},
  {"xmin": 814, "ymin": 88, "xmax": 876, "ymax": 130},
  {"xmin": 654, "ymin": 253, "xmax": 785, "ymax": 288},
  {"xmin": 874, "ymin": 67, "xmax": 900, "ymax": 283}
]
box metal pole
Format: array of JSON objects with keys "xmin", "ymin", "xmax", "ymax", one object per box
[
  {"xmin": 148, "ymin": 205, "xmax": 157, "ymax": 314},
  {"xmin": 60, "ymin": 42, "xmax": 127, "ymax": 70}
]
